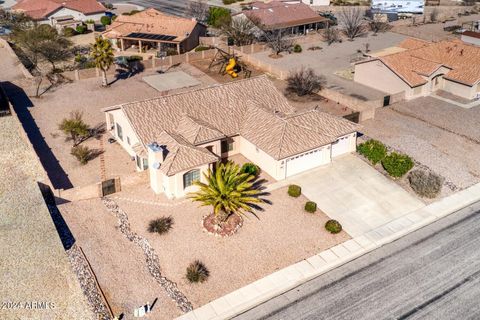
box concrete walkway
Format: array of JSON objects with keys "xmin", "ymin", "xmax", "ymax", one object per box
[
  {"xmin": 268, "ymin": 155, "xmax": 425, "ymax": 237},
  {"xmin": 176, "ymin": 181, "xmax": 480, "ymax": 320}
]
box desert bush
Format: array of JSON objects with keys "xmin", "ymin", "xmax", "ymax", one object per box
[
  {"xmin": 304, "ymin": 201, "xmax": 317, "ymax": 213},
  {"xmin": 186, "ymin": 260, "xmax": 210, "ymax": 283},
  {"xmin": 195, "ymin": 45, "xmax": 211, "ymax": 52},
  {"xmin": 71, "ymin": 145, "xmax": 92, "ymax": 165},
  {"xmin": 408, "ymin": 170, "xmax": 443, "ymax": 198},
  {"xmin": 223, "ymin": 0, "xmax": 236, "ymax": 4},
  {"xmin": 357, "ymin": 139, "xmax": 387, "ymax": 165},
  {"xmin": 85, "ymin": 19, "xmax": 95, "ymax": 24},
  {"xmin": 325, "ymin": 219, "xmax": 342, "ymax": 234},
  {"xmin": 240, "ymin": 162, "xmax": 260, "ymax": 177},
  {"xmin": 76, "ymin": 24, "xmax": 87, "ymax": 34},
  {"xmin": 207, "ymin": 7, "xmax": 231, "ymax": 28},
  {"xmin": 126, "ymin": 55, "xmax": 143, "ymax": 61},
  {"xmin": 148, "ymin": 216, "xmax": 174, "ymax": 235},
  {"xmin": 293, "ymin": 44, "xmax": 302, "ymax": 53},
  {"xmin": 59, "ymin": 111, "xmax": 91, "ymax": 146},
  {"xmin": 286, "ymin": 67, "xmax": 325, "ymax": 96},
  {"xmin": 288, "ymin": 184, "xmax": 301, "ymax": 197},
  {"xmin": 382, "ymin": 152, "xmax": 414, "ymax": 178},
  {"xmin": 63, "ymin": 27, "xmax": 76, "ymax": 37},
  {"xmin": 100, "ymin": 15, "xmax": 111, "ymax": 26}
]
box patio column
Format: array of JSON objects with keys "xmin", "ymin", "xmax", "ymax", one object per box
[
  {"xmin": 120, "ymin": 38, "xmax": 124, "ymax": 51},
  {"xmin": 138, "ymin": 40, "xmax": 142, "ymax": 53},
  {"xmin": 303, "ymin": 24, "xmax": 306, "ymax": 34},
  {"xmin": 176, "ymin": 43, "xmax": 181, "ymax": 54}
]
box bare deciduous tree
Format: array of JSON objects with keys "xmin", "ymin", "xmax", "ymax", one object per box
[
  {"xmin": 338, "ymin": 7, "xmax": 366, "ymax": 40},
  {"xmin": 186, "ymin": 0, "xmax": 209, "ymax": 23},
  {"xmin": 286, "ymin": 67, "xmax": 326, "ymax": 96},
  {"xmin": 265, "ymin": 30, "xmax": 294, "ymax": 56},
  {"xmin": 323, "ymin": 26, "xmax": 341, "ymax": 45},
  {"xmin": 220, "ymin": 16, "xmax": 260, "ymax": 46},
  {"xmin": 429, "ymin": 8, "xmax": 439, "ymax": 23}
]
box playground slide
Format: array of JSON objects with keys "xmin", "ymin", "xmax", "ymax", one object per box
[{"xmin": 225, "ymin": 58, "xmax": 238, "ymax": 78}]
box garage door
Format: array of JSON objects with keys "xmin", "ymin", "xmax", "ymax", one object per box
[
  {"xmin": 331, "ymin": 135, "xmax": 353, "ymax": 158},
  {"xmin": 286, "ymin": 147, "xmax": 330, "ymax": 177}
]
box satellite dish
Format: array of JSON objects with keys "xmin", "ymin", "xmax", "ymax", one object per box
[{"xmin": 152, "ymin": 162, "xmax": 161, "ymax": 169}]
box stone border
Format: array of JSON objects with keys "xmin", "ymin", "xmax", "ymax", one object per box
[{"xmin": 175, "ymin": 182, "xmax": 480, "ymax": 320}]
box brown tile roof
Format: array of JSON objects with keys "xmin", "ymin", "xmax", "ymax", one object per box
[
  {"xmin": 241, "ymin": 2, "xmax": 327, "ymax": 30},
  {"xmin": 13, "ymin": 0, "xmax": 105, "ymax": 20},
  {"xmin": 155, "ymin": 131, "xmax": 218, "ymax": 175},
  {"xmin": 105, "ymin": 76, "xmax": 358, "ymax": 173},
  {"xmin": 397, "ymin": 37, "xmax": 430, "ymax": 50},
  {"xmin": 102, "ymin": 8, "xmax": 199, "ymax": 42},
  {"xmin": 360, "ymin": 38, "xmax": 480, "ymax": 87},
  {"xmin": 462, "ymin": 31, "xmax": 480, "ymax": 39}
]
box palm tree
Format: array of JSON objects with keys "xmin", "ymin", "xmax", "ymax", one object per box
[
  {"xmin": 189, "ymin": 161, "xmax": 263, "ymax": 225},
  {"xmin": 90, "ymin": 37, "xmax": 114, "ymax": 87}
]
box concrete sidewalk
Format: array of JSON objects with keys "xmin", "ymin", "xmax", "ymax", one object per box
[{"xmin": 176, "ymin": 182, "xmax": 480, "ymax": 320}]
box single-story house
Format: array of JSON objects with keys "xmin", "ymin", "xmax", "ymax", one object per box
[
  {"xmin": 103, "ymin": 76, "xmax": 358, "ymax": 199},
  {"xmin": 461, "ymin": 31, "xmax": 480, "ymax": 47},
  {"xmin": 12, "ymin": 0, "xmax": 105, "ymax": 29},
  {"xmin": 234, "ymin": 1, "xmax": 329, "ymax": 35},
  {"xmin": 354, "ymin": 38, "xmax": 480, "ymax": 100},
  {"xmin": 102, "ymin": 8, "xmax": 206, "ymax": 55}
]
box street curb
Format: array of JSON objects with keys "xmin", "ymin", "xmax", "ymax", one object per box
[{"xmin": 176, "ymin": 183, "xmax": 480, "ymax": 320}]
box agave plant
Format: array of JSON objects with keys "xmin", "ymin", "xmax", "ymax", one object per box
[{"xmin": 189, "ymin": 161, "xmax": 263, "ymax": 224}]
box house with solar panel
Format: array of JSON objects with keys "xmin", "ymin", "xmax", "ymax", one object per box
[{"xmin": 102, "ymin": 8, "xmax": 207, "ymax": 55}]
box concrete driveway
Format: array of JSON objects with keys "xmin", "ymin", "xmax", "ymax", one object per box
[{"xmin": 270, "ymin": 155, "xmax": 425, "ymax": 237}]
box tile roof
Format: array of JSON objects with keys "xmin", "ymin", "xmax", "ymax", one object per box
[
  {"xmin": 360, "ymin": 38, "xmax": 480, "ymax": 87},
  {"xmin": 155, "ymin": 131, "xmax": 219, "ymax": 175},
  {"xmin": 105, "ymin": 76, "xmax": 358, "ymax": 174},
  {"xmin": 13, "ymin": 0, "xmax": 105, "ymax": 20},
  {"xmin": 462, "ymin": 31, "xmax": 480, "ymax": 39},
  {"xmin": 397, "ymin": 37, "xmax": 430, "ymax": 50},
  {"xmin": 241, "ymin": 2, "xmax": 327, "ymax": 29},
  {"xmin": 102, "ymin": 8, "xmax": 199, "ymax": 42}
]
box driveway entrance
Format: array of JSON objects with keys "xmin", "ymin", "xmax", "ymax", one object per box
[{"xmin": 273, "ymin": 155, "xmax": 425, "ymax": 237}]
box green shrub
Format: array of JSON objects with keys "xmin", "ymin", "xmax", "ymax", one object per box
[
  {"xmin": 127, "ymin": 55, "xmax": 143, "ymax": 61},
  {"xmin": 76, "ymin": 24, "xmax": 87, "ymax": 34},
  {"xmin": 325, "ymin": 220, "xmax": 342, "ymax": 234},
  {"xmin": 223, "ymin": 0, "xmax": 236, "ymax": 4},
  {"xmin": 293, "ymin": 44, "xmax": 302, "ymax": 53},
  {"xmin": 85, "ymin": 19, "xmax": 95, "ymax": 24},
  {"xmin": 408, "ymin": 169, "xmax": 443, "ymax": 198},
  {"xmin": 288, "ymin": 184, "xmax": 301, "ymax": 197},
  {"xmin": 382, "ymin": 152, "xmax": 414, "ymax": 178},
  {"xmin": 63, "ymin": 27, "xmax": 76, "ymax": 37},
  {"xmin": 148, "ymin": 216, "xmax": 174, "ymax": 235},
  {"xmin": 195, "ymin": 45, "xmax": 211, "ymax": 52},
  {"xmin": 71, "ymin": 145, "xmax": 91, "ymax": 165},
  {"xmin": 166, "ymin": 48, "xmax": 178, "ymax": 56},
  {"xmin": 100, "ymin": 15, "xmax": 112, "ymax": 26},
  {"xmin": 207, "ymin": 7, "xmax": 231, "ymax": 28},
  {"xmin": 304, "ymin": 201, "xmax": 317, "ymax": 213},
  {"xmin": 357, "ymin": 139, "xmax": 387, "ymax": 165},
  {"xmin": 186, "ymin": 260, "xmax": 209, "ymax": 283},
  {"xmin": 240, "ymin": 162, "xmax": 260, "ymax": 177}
]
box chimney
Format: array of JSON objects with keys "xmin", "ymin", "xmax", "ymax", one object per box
[{"xmin": 147, "ymin": 142, "xmax": 168, "ymax": 168}]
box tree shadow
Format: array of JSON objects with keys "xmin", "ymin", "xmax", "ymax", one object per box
[
  {"xmin": 38, "ymin": 182, "xmax": 75, "ymax": 250},
  {"xmin": 109, "ymin": 62, "xmax": 145, "ymax": 85},
  {"xmin": 2, "ymin": 81, "xmax": 73, "ymax": 189}
]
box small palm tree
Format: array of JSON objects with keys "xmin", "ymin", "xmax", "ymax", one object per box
[
  {"xmin": 90, "ymin": 37, "xmax": 114, "ymax": 87},
  {"xmin": 189, "ymin": 161, "xmax": 263, "ymax": 225}
]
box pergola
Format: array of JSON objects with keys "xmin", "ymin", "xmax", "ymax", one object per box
[{"xmin": 119, "ymin": 32, "xmax": 181, "ymax": 54}]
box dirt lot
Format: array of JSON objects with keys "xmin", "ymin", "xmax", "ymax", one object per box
[
  {"xmin": 61, "ymin": 186, "xmax": 349, "ymax": 318},
  {"xmin": 361, "ymin": 98, "xmax": 480, "ymax": 190}
]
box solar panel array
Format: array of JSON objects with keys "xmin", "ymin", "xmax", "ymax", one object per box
[{"xmin": 126, "ymin": 32, "xmax": 177, "ymax": 42}]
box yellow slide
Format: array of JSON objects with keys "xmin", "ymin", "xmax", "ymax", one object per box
[{"xmin": 225, "ymin": 58, "xmax": 238, "ymax": 78}]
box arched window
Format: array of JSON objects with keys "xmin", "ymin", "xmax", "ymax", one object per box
[{"xmin": 183, "ymin": 169, "xmax": 200, "ymax": 189}]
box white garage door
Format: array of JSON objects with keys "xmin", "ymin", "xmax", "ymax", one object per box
[
  {"xmin": 286, "ymin": 147, "xmax": 330, "ymax": 177},
  {"xmin": 331, "ymin": 135, "xmax": 352, "ymax": 158}
]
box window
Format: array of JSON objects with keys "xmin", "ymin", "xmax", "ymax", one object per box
[
  {"xmin": 310, "ymin": 0, "xmax": 313, "ymax": 4},
  {"xmin": 116, "ymin": 123, "xmax": 123, "ymax": 141},
  {"xmin": 221, "ymin": 140, "xmax": 233, "ymax": 153},
  {"xmin": 127, "ymin": 136, "xmax": 131, "ymax": 145},
  {"xmin": 108, "ymin": 114, "xmax": 114, "ymax": 130},
  {"xmin": 142, "ymin": 158, "xmax": 148, "ymax": 169},
  {"xmin": 136, "ymin": 155, "xmax": 141, "ymax": 169},
  {"xmin": 183, "ymin": 170, "xmax": 200, "ymax": 189}
]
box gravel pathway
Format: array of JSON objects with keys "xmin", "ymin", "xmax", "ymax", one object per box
[
  {"xmin": 102, "ymin": 197, "xmax": 193, "ymax": 313},
  {"xmin": 66, "ymin": 244, "xmax": 112, "ymax": 320}
]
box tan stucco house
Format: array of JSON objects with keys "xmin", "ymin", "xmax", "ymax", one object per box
[
  {"xmin": 103, "ymin": 76, "xmax": 358, "ymax": 198},
  {"xmin": 102, "ymin": 8, "xmax": 206, "ymax": 55},
  {"xmin": 354, "ymin": 38, "xmax": 480, "ymax": 100}
]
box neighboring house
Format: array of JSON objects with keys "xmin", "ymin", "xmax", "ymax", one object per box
[
  {"xmin": 235, "ymin": 1, "xmax": 329, "ymax": 35},
  {"xmin": 12, "ymin": 0, "xmax": 105, "ymax": 29},
  {"xmin": 461, "ymin": 31, "xmax": 480, "ymax": 47},
  {"xmin": 102, "ymin": 8, "xmax": 206, "ymax": 55},
  {"xmin": 354, "ymin": 38, "xmax": 480, "ymax": 100},
  {"xmin": 103, "ymin": 76, "xmax": 358, "ymax": 199}
]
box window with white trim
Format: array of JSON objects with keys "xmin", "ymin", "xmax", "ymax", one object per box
[
  {"xmin": 183, "ymin": 169, "xmax": 200, "ymax": 189},
  {"xmin": 116, "ymin": 123, "xmax": 123, "ymax": 140}
]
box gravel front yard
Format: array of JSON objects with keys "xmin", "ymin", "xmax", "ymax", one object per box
[{"xmin": 361, "ymin": 107, "xmax": 480, "ymax": 190}]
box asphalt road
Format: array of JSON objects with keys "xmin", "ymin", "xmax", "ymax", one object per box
[{"xmin": 234, "ymin": 201, "xmax": 480, "ymax": 320}]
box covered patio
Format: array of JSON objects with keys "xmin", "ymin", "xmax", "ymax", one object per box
[{"xmin": 118, "ymin": 32, "xmax": 182, "ymax": 55}]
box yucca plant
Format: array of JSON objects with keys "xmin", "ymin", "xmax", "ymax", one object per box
[{"xmin": 189, "ymin": 161, "xmax": 263, "ymax": 225}]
